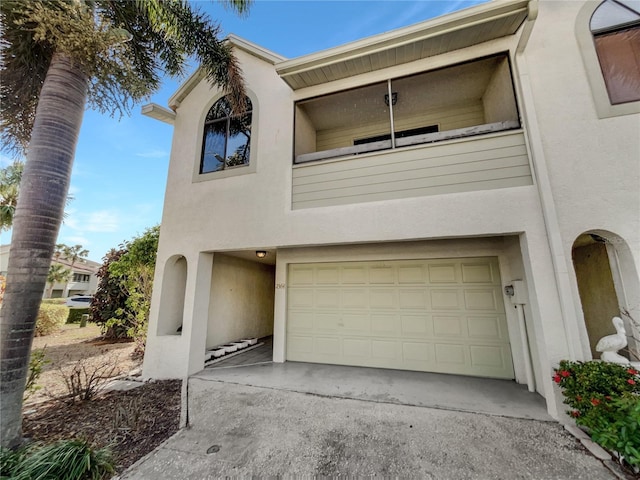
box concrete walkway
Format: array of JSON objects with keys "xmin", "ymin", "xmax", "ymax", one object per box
[{"xmin": 118, "ymin": 360, "xmax": 626, "ymax": 479}]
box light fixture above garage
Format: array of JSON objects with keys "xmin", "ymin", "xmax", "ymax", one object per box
[{"xmin": 255, "ymin": 251, "xmax": 267, "ymax": 258}]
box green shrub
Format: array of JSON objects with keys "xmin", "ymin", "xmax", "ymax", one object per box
[
  {"xmin": 67, "ymin": 308, "xmax": 89, "ymax": 324},
  {"xmin": 1, "ymin": 439, "xmax": 114, "ymax": 480},
  {"xmin": 1, "ymin": 446, "xmax": 27, "ymax": 477},
  {"xmin": 24, "ymin": 349, "xmax": 49, "ymax": 400},
  {"xmin": 35, "ymin": 304, "xmax": 68, "ymax": 336},
  {"xmin": 590, "ymin": 394, "xmax": 640, "ymax": 467},
  {"xmin": 554, "ymin": 360, "xmax": 640, "ymax": 468}
]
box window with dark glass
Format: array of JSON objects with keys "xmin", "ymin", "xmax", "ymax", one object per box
[
  {"xmin": 200, "ymin": 96, "xmax": 252, "ymax": 174},
  {"xmin": 591, "ymin": 0, "xmax": 640, "ymax": 105}
]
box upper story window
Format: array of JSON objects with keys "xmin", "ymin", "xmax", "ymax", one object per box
[
  {"xmin": 590, "ymin": 0, "xmax": 640, "ymax": 105},
  {"xmin": 200, "ymin": 96, "xmax": 253, "ymax": 174},
  {"xmin": 72, "ymin": 273, "xmax": 90, "ymax": 283},
  {"xmin": 294, "ymin": 53, "xmax": 520, "ymax": 164}
]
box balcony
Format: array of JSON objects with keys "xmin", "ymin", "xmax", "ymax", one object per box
[{"xmin": 292, "ymin": 53, "xmax": 532, "ymax": 209}]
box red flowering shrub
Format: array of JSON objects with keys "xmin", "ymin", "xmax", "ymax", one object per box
[{"xmin": 554, "ymin": 360, "xmax": 640, "ymax": 468}]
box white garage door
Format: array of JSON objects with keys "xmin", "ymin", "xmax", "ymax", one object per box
[{"xmin": 286, "ymin": 257, "xmax": 514, "ymax": 379}]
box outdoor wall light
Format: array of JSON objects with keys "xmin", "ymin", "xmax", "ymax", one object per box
[
  {"xmin": 256, "ymin": 251, "xmax": 267, "ymax": 258},
  {"xmin": 384, "ymin": 92, "xmax": 398, "ymax": 106}
]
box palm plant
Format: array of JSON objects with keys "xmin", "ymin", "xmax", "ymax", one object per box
[
  {"xmin": 58, "ymin": 244, "xmax": 89, "ymax": 296},
  {"xmin": 45, "ymin": 264, "xmax": 72, "ymax": 299},
  {"xmin": 0, "ymin": 161, "xmax": 23, "ymax": 232},
  {"xmin": 0, "ymin": 0, "xmax": 252, "ymax": 448}
]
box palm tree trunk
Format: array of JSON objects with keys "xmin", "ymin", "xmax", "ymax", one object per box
[{"xmin": 0, "ymin": 52, "xmax": 88, "ymax": 448}]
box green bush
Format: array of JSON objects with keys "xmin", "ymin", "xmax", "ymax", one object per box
[
  {"xmin": 67, "ymin": 308, "xmax": 89, "ymax": 324},
  {"xmin": 35, "ymin": 303, "xmax": 68, "ymax": 336},
  {"xmin": 24, "ymin": 349, "xmax": 49, "ymax": 400},
  {"xmin": 0, "ymin": 439, "xmax": 114, "ymax": 480},
  {"xmin": 554, "ymin": 360, "xmax": 640, "ymax": 467}
]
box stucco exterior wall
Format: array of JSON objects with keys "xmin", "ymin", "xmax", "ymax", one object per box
[
  {"xmin": 142, "ymin": 1, "xmax": 639, "ymax": 420},
  {"xmin": 521, "ymin": 0, "xmax": 640, "ymax": 336},
  {"xmin": 206, "ymin": 254, "xmax": 275, "ymax": 348},
  {"xmin": 573, "ymin": 242, "xmax": 620, "ymax": 356}
]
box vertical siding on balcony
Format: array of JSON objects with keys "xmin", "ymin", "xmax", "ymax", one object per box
[{"xmin": 292, "ymin": 130, "xmax": 532, "ymax": 209}]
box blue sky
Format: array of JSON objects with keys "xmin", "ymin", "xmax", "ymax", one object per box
[{"xmin": 1, "ymin": 0, "xmax": 486, "ymax": 263}]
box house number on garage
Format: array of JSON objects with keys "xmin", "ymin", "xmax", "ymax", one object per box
[{"xmin": 276, "ymin": 283, "xmax": 286, "ymax": 289}]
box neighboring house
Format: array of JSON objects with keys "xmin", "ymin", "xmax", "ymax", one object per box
[
  {"xmin": 0, "ymin": 244, "xmax": 100, "ymax": 298},
  {"xmin": 141, "ymin": 0, "xmax": 640, "ymax": 420}
]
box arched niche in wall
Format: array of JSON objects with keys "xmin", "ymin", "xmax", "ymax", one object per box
[
  {"xmin": 157, "ymin": 255, "xmax": 188, "ymax": 336},
  {"xmin": 571, "ymin": 230, "xmax": 640, "ymax": 359}
]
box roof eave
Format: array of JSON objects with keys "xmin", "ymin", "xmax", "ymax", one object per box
[
  {"xmin": 276, "ymin": 0, "xmax": 531, "ymax": 89},
  {"xmin": 167, "ymin": 35, "xmax": 287, "ymax": 111}
]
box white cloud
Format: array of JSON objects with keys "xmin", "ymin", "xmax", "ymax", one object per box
[
  {"xmin": 63, "ymin": 209, "xmax": 120, "ymax": 233},
  {"xmin": 136, "ymin": 149, "xmax": 169, "ymax": 159},
  {"xmin": 63, "ymin": 208, "xmax": 80, "ymax": 230},
  {"xmin": 85, "ymin": 210, "xmax": 120, "ymax": 232},
  {"xmin": 63, "ymin": 235, "xmax": 91, "ymax": 246}
]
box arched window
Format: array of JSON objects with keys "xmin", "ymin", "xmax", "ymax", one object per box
[
  {"xmin": 200, "ymin": 96, "xmax": 252, "ymax": 174},
  {"xmin": 590, "ymin": 0, "xmax": 640, "ymax": 105}
]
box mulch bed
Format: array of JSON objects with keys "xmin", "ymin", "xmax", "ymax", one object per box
[{"xmin": 22, "ymin": 380, "xmax": 181, "ymax": 474}]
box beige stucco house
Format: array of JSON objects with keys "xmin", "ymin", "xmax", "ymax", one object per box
[
  {"xmin": 0, "ymin": 244, "xmax": 100, "ymax": 298},
  {"xmin": 141, "ymin": 0, "xmax": 640, "ymax": 419}
]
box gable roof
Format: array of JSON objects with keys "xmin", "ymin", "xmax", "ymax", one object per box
[
  {"xmin": 168, "ymin": 36, "xmax": 286, "ymax": 111},
  {"xmin": 276, "ymin": 0, "xmax": 531, "ymax": 89},
  {"xmin": 142, "ymin": 0, "xmax": 532, "ymax": 122}
]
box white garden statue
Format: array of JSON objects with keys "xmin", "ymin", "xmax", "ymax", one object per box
[{"xmin": 595, "ymin": 316, "xmax": 640, "ymax": 368}]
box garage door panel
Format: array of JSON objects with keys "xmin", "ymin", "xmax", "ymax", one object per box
[
  {"xmin": 370, "ymin": 289, "xmax": 397, "ymax": 309},
  {"xmin": 288, "ymin": 289, "xmax": 314, "ymax": 308},
  {"xmin": 464, "ymin": 289, "xmax": 499, "ymax": 311},
  {"xmin": 342, "ymin": 313, "xmax": 370, "ymax": 334},
  {"xmin": 433, "ymin": 315, "xmax": 465, "ymax": 337},
  {"xmin": 343, "ymin": 338, "xmax": 371, "ymax": 358},
  {"xmin": 468, "ymin": 315, "xmax": 504, "ymax": 339},
  {"xmin": 428, "ymin": 264, "xmax": 458, "ymax": 283},
  {"xmin": 317, "ymin": 289, "xmax": 340, "ymax": 308},
  {"xmin": 342, "ymin": 289, "xmax": 368, "ymax": 309},
  {"xmin": 399, "ymin": 289, "xmax": 428, "ymax": 309},
  {"xmin": 371, "ymin": 314, "xmax": 400, "ymax": 336},
  {"xmin": 430, "ymin": 289, "xmax": 463, "ymax": 310},
  {"xmin": 372, "ymin": 340, "xmax": 401, "ymax": 360},
  {"xmin": 398, "ymin": 265, "xmax": 425, "ymax": 284},
  {"xmin": 470, "ymin": 345, "xmax": 510, "ymax": 369},
  {"xmin": 401, "ymin": 314, "xmax": 432, "ymax": 336},
  {"xmin": 314, "ymin": 312, "xmax": 341, "ymax": 332},
  {"xmin": 369, "ymin": 266, "xmax": 395, "ymax": 284},
  {"xmin": 287, "ymin": 257, "xmax": 514, "ymax": 379},
  {"xmin": 342, "ymin": 266, "xmax": 367, "ymax": 284},
  {"xmin": 288, "ymin": 311, "xmax": 314, "ymax": 331},
  {"xmin": 287, "ymin": 335, "xmax": 314, "ymax": 356},
  {"xmin": 435, "ymin": 343, "xmax": 467, "ymax": 365},
  {"xmin": 289, "ymin": 267, "xmax": 314, "ymax": 285},
  {"xmin": 461, "ymin": 262, "xmax": 495, "ymax": 283},
  {"xmin": 402, "ymin": 341, "xmax": 435, "ymax": 363},
  {"xmin": 317, "ymin": 267, "xmax": 340, "ymax": 284},
  {"xmin": 316, "ymin": 336, "xmax": 341, "ymax": 356}
]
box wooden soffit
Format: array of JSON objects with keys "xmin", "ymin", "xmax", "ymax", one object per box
[{"xmin": 276, "ymin": 0, "xmax": 531, "ymax": 90}]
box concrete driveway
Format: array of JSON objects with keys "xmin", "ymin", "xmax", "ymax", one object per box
[{"xmin": 120, "ymin": 365, "xmax": 620, "ymax": 479}]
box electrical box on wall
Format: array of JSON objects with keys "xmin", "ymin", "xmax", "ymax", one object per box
[{"xmin": 509, "ymin": 280, "xmax": 528, "ymax": 305}]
